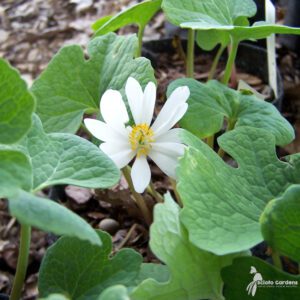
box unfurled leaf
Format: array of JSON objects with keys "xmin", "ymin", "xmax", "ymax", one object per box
[
  {"xmin": 260, "ymin": 185, "xmax": 300, "ymax": 263},
  {"xmin": 178, "ymin": 128, "xmax": 300, "ymax": 255},
  {"xmin": 93, "ymin": 0, "xmax": 161, "ymax": 36},
  {"xmin": 39, "ymin": 231, "xmax": 142, "ymax": 300},
  {"xmin": 131, "ymin": 194, "xmax": 246, "ymax": 300},
  {"xmin": 0, "ymin": 148, "xmax": 32, "ymax": 198},
  {"xmin": 0, "ymin": 58, "xmax": 35, "ymax": 144},
  {"xmin": 19, "ymin": 115, "xmax": 120, "ymax": 191},
  {"xmin": 31, "ymin": 33, "xmax": 155, "ymax": 133},
  {"xmin": 168, "ymin": 79, "xmax": 294, "ymax": 145},
  {"xmin": 222, "ymin": 257, "xmax": 300, "ymax": 299},
  {"xmin": 9, "ymin": 190, "xmax": 101, "ymax": 246}
]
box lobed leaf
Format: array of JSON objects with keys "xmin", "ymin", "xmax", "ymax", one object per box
[
  {"xmin": 31, "ymin": 33, "xmax": 155, "ymax": 133},
  {"xmin": 178, "ymin": 128, "xmax": 300, "ymax": 255},
  {"xmin": 93, "ymin": 0, "xmax": 162, "ymax": 36},
  {"xmin": 168, "ymin": 79, "xmax": 294, "ymax": 145},
  {"xmin": 19, "ymin": 115, "xmax": 120, "ymax": 191},
  {"xmin": 260, "ymin": 185, "xmax": 300, "ymax": 263},
  {"xmin": 39, "ymin": 231, "xmax": 142, "ymax": 300},
  {"xmin": 131, "ymin": 194, "xmax": 246, "ymax": 300},
  {"xmin": 9, "ymin": 190, "xmax": 101, "ymax": 246},
  {"xmin": 0, "ymin": 58, "xmax": 35, "ymax": 144}
]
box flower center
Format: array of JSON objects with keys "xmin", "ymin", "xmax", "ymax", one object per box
[{"xmin": 129, "ymin": 123, "xmax": 154, "ymax": 157}]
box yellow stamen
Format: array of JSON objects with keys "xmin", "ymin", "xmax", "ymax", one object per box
[{"xmin": 129, "ymin": 123, "xmax": 154, "ymax": 157}]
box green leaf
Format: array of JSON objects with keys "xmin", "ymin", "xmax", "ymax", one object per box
[
  {"xmin": 9, "ymin": 190, "xmax": 101, "ymax": 246},
  {"xmin": 0, "ymin": 147, "xmax": 32, "ymax": 198},
  {"xmin": 19, "ymin": 115, "xmax": 120, "ymax": 191},
  {"xmin": 162, "ymin": 0, "xmax": 256, "ymax": 28},
  {"xmin": 93, "ymin": 0, "xmax": 161, "ymax": 36},
  {"xmin": 31, "ymin": 33, "xmax": 155, "ymax": 133},
  {"xmin": 168, "ymin": 79, "xmax": 294, "ymax": 145},
  {"xmin": 98, "ymin": 286, "xmax": 130, "ymax": 300},
  {"xmin": 39, "ymin": 231, "xmax": 142, "ymax": 300},
  {"xmin": 0, "ymin": 58, "xmax": 35, "ymax": 144},
  {"xmin": 183, "ymin": 21, "xmax": 300, "ymax": 43},
  {"xmin": 133, "ymin": 264, "xmax": 169, "ymax": 285},
  {"xmin": 195, "ymin": 16, "xmax": 249, "ymax": 50},
  {"xmin": 222, "ymin": 257, "xmax": 300, "ymax": 299},
  {"xmin": 92, "ymin": 15, "xmax": 113, "ymax": 32},
  {"xmin": 162, "ymin": 0, "xmax": 300, "ymax": 49},
  {"xmin": 131, "ymin": 194, "xmax": 246, "ymax": 300},
  {"xmin": 178, "ymin": 128, "xmax": 300, "ymax": 255},
  {"xmin": 260, "ymin": 185, "xmax": 300, "ymax": 262}
]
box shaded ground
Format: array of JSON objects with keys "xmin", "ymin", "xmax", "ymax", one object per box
[{"xmin": 1, "ymin": 0, "xmax": 300, "ymax": 299}]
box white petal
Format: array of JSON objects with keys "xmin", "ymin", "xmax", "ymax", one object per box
[
  {"xmin": 142, "ymin": 81, "xmax": 156, "ymax": 125},
  {"xmin": 149, "ymin": 151, "xmax": 179, "ymax": 179},
  {"xmin": 100, "ymin": 141, "xmax": 131, "ymax": 156},
  {"xmin": 125, "ymin": 77, "xmax": 144, "ymax": 124},
  {"xmin": 151, "ymin": 86, "xmax": 189, "ymax": 132},
  {"xmin": 155, "ymin": 128, "xmax": 183, "ymax": 143},
  {"xmin": 105, "ymin": 148, "xmax": 135, "ymax": 169},
  {"xmin": 100, "ymin": 89, "xmax": 129, "ymax": 130},
  {"xmin": 84, "ymin": 118, "xmax": 127, "ymax": 143},
  {"xmin": 152, "ymin": 142, "xmax": 185, "ymax": 157},
  {"xmin": 153, "ymin": 103, "xmax": 188, "ymax": 137},
  {"xmin": 131, "ymin": 156, "xmax": 151, "ymax": 193}
]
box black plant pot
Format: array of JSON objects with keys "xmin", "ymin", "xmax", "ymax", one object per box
[
  {"xmin": 0, "ymin": 294, "xmax": 9, "ymax": 300},
  {"xmin": 142, "ymin": 39, "xmax": 284, "ymax": 110}
]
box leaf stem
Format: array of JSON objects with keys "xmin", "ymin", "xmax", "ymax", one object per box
[
  {"xmin": 206, "ymin": 135, "xmax": 215, "ymax": 149},
  {"xmin": 221, "ymin": 39, "xmax": 239, "ymax": 85},
  {"xmin": 186, "ymin": 29, "xmax": 195, "ymax": 78},
  {"xmin": 136, "ymin": 24, "xmax": 145, "ymax": 58},
  {"xmin": 272, "ymin": 251, "xmax": 283, "ymax": 270},
  {"xmin": 10, "ymin": 224, "xmax": 31, "ymax": 300},
  {"xmin": 208, "ymin": 45, "xmax": 225, "ymax": 81},
  {"xmin": 170, "ymin": 178, "xmax": 183, "ymax": 207},
  {"xmin": 122, "ymin": 166, "xmax": 152, "ymax": 225},
  {"xmin": 217, "ymin": 119, "xmax": 236, "ymax": 158},
  {"xmin": 148, "ymin": 181, "xmax": 164, "ymax": 203}
]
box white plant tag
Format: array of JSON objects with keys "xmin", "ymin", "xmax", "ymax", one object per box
[{"xmin": 265, "ymin": 0, "xmax": 278, "ymax": 98}]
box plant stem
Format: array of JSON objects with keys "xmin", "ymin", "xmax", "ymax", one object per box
[
  {"xmin": 170, "ymin": 178, "xmax": 183, "ymax": 207},
  {"xmin": 122, "ymin": 166, "xmax": 152, "ymax": 225},
  {"xmin": 115, "ymin": 223, "xmax": 138, "ymax": 251},
  {"xmin": 272, "ymin": 251, "xmax": 283, "ymax": 270},
  {"xmin": 221, "ymin": 39, "xmax": 239, "ymax": 85},
  {"xmin": 136, "ymin": 25, "xmax": 145, "ymax": 58},
  {"xmin": 217, "ymin": 119, "xmax": 236, "ymax": 158},
  {"xmin": 208, "ymin": 45, "xmax": 225, "ymax": 81},
  {"xmin": 206, "ymin": 135, "xmax": 215, "ymax": 149},
  {"xmin": 186, "ymin": 29, "xmax": 195, "ymax": 78},
  {"xmin": 10, "ymin": 224, "xmax": 31, "ymax": 300},
  {"xmin": 148, "ymin": 181, "xmax": 164, "ymax": 203}
]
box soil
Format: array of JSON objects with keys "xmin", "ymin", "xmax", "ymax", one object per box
[{"xmin": 1, "ymin": 1, "xmax": 300, "ymax": 299}]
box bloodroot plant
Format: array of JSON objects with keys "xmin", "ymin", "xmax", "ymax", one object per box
[{"xmin": 1, "ymin": 1, "xmax": 300, "ymax": 300}]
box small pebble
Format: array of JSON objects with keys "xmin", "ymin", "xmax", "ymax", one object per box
[{"xmin": 98, "ymin": 218, "xmax": 120, "ymax": 235}]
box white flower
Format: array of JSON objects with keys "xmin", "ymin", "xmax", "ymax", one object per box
[{"xmin": 84, "ymin": 77, "xmax": 190, "ymax": 193}]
